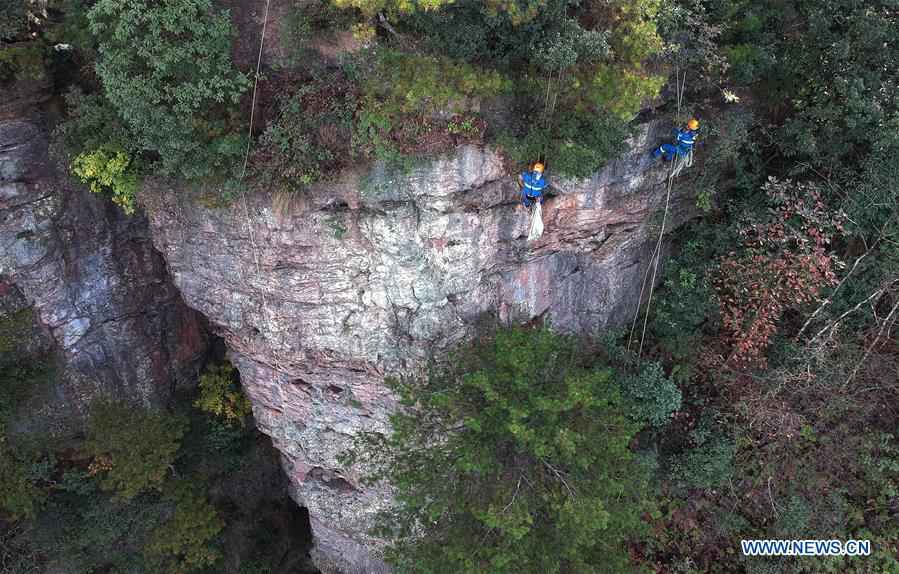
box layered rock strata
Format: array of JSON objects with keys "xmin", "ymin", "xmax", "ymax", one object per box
[
  {"xmin": 142, "ymin": 121, "xmax": 696, "ymax": 573},
  {"xmin": 0, "ymin": 105, "xmax": 207, "ymax": 434}
]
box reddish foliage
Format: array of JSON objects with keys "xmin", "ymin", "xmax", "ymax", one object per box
[{"xmin": 714, "ymin": 178, "xmax": 845, "ymax": 369}]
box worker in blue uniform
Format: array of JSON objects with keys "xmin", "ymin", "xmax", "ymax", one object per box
[
  {"xmin": 519, "ymin": 162, "xmax": 547, "ymax": 207},
  {"xmin": 652, "ymin": 118, "xmax": 699, "ymax": 161}
]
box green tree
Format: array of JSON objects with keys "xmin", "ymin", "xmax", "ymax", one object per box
[
  {"xmin": 694, "ymin": 0, "xmax": 898, "ymax": 178},
  {"xmin": 581, "ymin": 0, "xmax": 666, "ymax": 120},
  {"xmin": 54, "ymin": 90, "xmax": 131, "ymax": 160},
  {"xmin": 346, "ymin": 327, "xmax": 651, "ymax": 573},
  {"xmin": 333, "ymin": 0, "xmax": 540, "ymax": 21},
  {"xmin": 0, "ymin": 43, "xmax": 46, "ymax": 84},
  {"xmin": 85, "ymin": 400, "xmax": 187, "ymax": 500},
  {"xmin": 619, "ymin": 361, "xmax": 681, "ymax": 428},
  {"xmin": 0, "ymin": 428, "xmax": 45, "ymax": 520},
  {"xmin": 364, "ymin": 49, "xmax": 510, "ymax": 116},
  {"xmin": 87, "ymin": 0, "xmax": 248, "ymax": 179},
  {"xmin": 144, "ymin": 480, "xmax": 224, "ymax": 574},
  {"xmin": 772, "ymin": 0, "xmax": 898, "ymax": 174},
  {"xmin": 0, "ymin": 308, "xmax": 53, "ymax": 520},
  {"xmin": 499, "ymin": 107, "xmax": 628, "ymax": 179},
  {"xmin": 72, "ymin": 148, "xmax": 140, "ymax": 214},
  {"xmin": 194, "ymin": 362, "xmax": 253, "ymax": 427}
]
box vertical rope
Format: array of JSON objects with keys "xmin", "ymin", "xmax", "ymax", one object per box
[
  {"xmin": 240, "ymin": 0, "xmax": 271, "ymax": 182},
  {"xmin": 629, "ymin": 70, "xmax": 686, "ymax": 359},
  {"xmin": 236, "ymin": 0, "xmax": 273, "ymax": 353},
  {"xmin": 638, "ymin": 159, "xmax": 676, "ymax": 361}
]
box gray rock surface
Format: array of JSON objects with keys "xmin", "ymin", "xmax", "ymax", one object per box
[
  {"xmin": 142, "ymin": 120, "xmax": 697, "ymax": 572},
  {"xmin": 0, "ymin": 109, "xmax": 208, "ymax": 434}
]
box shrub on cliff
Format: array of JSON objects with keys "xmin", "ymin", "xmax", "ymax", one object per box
[
  {"xmin": 254, "ymin": 70, "xmax": 357, "ymax": 192},
  {"xmin": 72, "ymin": 148, "xmax": 140, "ymax": 214},
  {"xmin": 85, "ymin": 400, "xmax": 187, "ymax": 500},
  {"xmin": 194, "ymin": 362, "xmax": 253, "ymax": 427},
  {"xmin": 345, "ymin": 327, "xmax": 652, "ymax": 573},
  {"xmin": 350, "ymin": 49, "xmax": 506, "ymax": 163},
  {"xmin": 86, "ymin": 0, "xmax": 249, "ymax": 179},
  {"xmin": 0, "ymin": 42, "xmax": 46, "ymax": 84},
  {"xmin": 364, "ymin": 49, "xmax": 510, "ymax": 117},
  {"xmin": 498, "ymin": 106, "xmax": 628, "ymax": 179}
]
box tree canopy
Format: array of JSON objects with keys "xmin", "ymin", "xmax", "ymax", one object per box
[
  {"xmin": 346, "ymin": 328, "xmax": 656, "ymax": 573},
  {"xmin": 85, "ymin": 399, "xmax": 187, "ymax": 500},
  {"xmin": 87, "ymin": 0, "xmax": 248, "ymax": 178}
]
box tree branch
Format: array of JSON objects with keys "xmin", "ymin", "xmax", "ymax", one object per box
[{"xmin": 845, "ymin": 296, "xmax": 899, "ymax": 388}]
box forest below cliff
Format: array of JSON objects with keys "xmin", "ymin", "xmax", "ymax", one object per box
[{"xmin": 1, "ymin": 0, "xmax": 898, "ymax": 572}]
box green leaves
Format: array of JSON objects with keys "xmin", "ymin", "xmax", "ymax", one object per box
[
  {"xmin": 619, "ymin": 361, "xmax": 682, "ymax": 428},
  {"xmin": 255, "ymin": 72, "xmax": 356, "ymax": 192},
  {"xmin": 86, "ymin": 0, "xmax": 248, "ymax": 179},
  {"xmin": 72, "ymin": 148, "xmax": 140, "ymax": 214},
  {"xmin": 349, "ymin": 328, "xmax": 652, "ymax": 573},
  {"xmin": 0, "ymin": 430, "xmax": 46, "ymax": 520},
  {"xmin": 85, "ymin": 399, "xmax": 187, "ymax": 500},
  {"xmin": 143, "ymin": 480, "xmax": 224, "ymax": 574},
  {"xmin": 363, "ymin": 49, "xmax": 510, "ymax": 117},
  {"xmin": 0, "ymin": 0, "xmax": 27, "ymax": 41},
  {"xmin": 193, "ymin": 362, "xmax": 253, "ymax": 427},
  {"xmin": 500, "ymin": 106, "xmax": 629, "ymax": 179}
]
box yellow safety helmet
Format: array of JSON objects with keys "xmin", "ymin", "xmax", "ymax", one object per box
[
  {"xmin": 533, "ymin": 162, "xmax": 545, "ymax": 173},
  {"xmin": 687, "ymin": 118, "xmax": 700, "ymax": 130}
]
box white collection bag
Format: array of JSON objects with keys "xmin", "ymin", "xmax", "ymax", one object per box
[{"xmin": 527, "ymin": 202, "xmax": 544, "ymax": 241}]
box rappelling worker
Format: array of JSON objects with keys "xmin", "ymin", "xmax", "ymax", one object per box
[
  {"xmin": 519, "ymin": 162, "xmax": 547, "ymax": 207},
  {"xmin": 652, "ymin": 118, "xmax": 699, "ymax": 161}
]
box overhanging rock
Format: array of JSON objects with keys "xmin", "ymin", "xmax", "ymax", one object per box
[{"xmin": 142, "ymin": 120, "xmax": 697, "ymax": 572}]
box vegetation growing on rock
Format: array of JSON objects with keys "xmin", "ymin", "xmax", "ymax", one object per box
[
  {"xmin": 86, "ymin": 0, "xmax": 249, "ymax": 179},
  {"xmin": 72, "ymin": 147, "xmax": 140, "ymax": 214},
  {"xmin": 194, "ymin": 361, "xmax": 253, "ymax": 427},
  {"xmin": 345, "ymin": 328, "xmax": 670, "ymax": 572},
  {"xmin": 3, "ymin": 0, "xmax": 899, "ymax": 571}
]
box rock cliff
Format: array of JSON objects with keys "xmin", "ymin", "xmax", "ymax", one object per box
[
  {"xmin": 141, "ymin": 121, "xmax": 697, "ymax": 573},
  {"xmin": 0, "ymin": 88, "xmax": 208, "ymax": 435}
]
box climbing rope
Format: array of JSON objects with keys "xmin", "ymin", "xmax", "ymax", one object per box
[
  {"xmin": 234, "ymin": 0, "xmax": 274, "ymax": 353},
  {"xmin": 628, "ymin": 68, "xmax": 687, "ymax": 360},
  {"xmin": 637, "ymin": 157, "xmax": 677, "ymax": 360},
  {"xmin": 537, "ymin": 63, "xmax": 565, "ymax": 168},
  {"xmin": 521, "ymin": 65, "xmax": 563, "ymax": 242}
]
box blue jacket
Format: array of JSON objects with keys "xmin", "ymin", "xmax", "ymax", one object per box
[
  {"xmin": 674, "ymin": 128, "xmax": 697, "ymax": 150},
  {"xmin": 521, "ymin": 171, "xmax": 547, "ymax": 198}
]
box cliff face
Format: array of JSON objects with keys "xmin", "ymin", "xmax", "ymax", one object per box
[
  {"xmin": 142, "ymin": 121, "xmax": 697, "ymax": 573},
  {"xmin": 0, "ymin": 94, "xmax": 208, "ymax": 434}
]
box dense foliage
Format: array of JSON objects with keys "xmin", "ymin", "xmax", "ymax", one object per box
[
  {"xmin": 390, "ymin": 0, "xmax": 664, "ymax": 172},
  {"xmin": 5, "ymin": 0, "xmax": 899, "ymax": 570},
  {"xmin": 85, "ymin": 0, "xmax": 249, "ymax": 179},
  {"xmin": 194, "ymin": 362, "xmax": 253, "ymax": 427},
  {"xmin": 627, "ymin": 1, "xmax": 899, "ymax": 571},
  {"xmin": 346, "ymin": 328, "xmax": 662, "ymax": 573},
  {"xmin": 0, "ymin": 0, "xmax": 27, "ymax": 40},
  {"xmin": 0, "ymin": 307, "xmax": 54, "ymax": 521},
  {"xmin": 0, "ymin": 321, "xmax": 310, "ymax": 573},
  {"xmin": 35, "ymin": 0, "xmax": 672, "ymax": 200},
  {"xmin": 143, "ymin": 480, "xmax": 225, "ymax": 573},
  {"xmin": 714, "ymin": 178, "xmax": 845, "ymax": 368},
  {"xmin": 72, "ymin": 148, "xmax": 140, "ymax": 214},
  {"xmin": 254, "ymin": 70, "xmax": 357, "ymax": 191},
  {"xmin": 85, "ymin": 400, "xmax": 187, "ymax": 500},
  {"xmin": 0, "ymin": 429, "xmax": 46, "ymax": 520}
]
